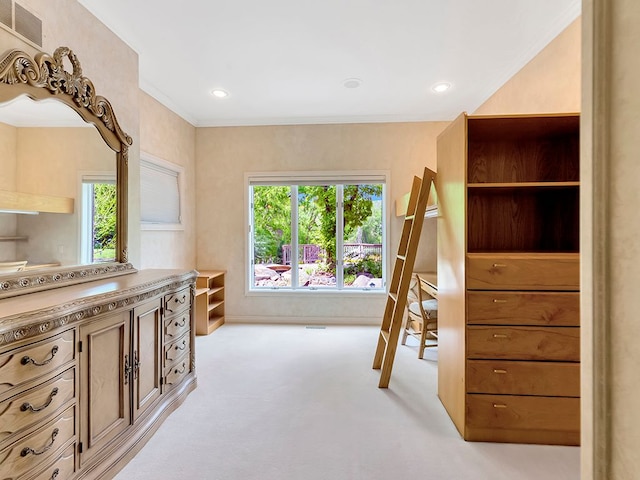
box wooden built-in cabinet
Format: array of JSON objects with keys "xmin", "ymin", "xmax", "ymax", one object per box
[
  {"xmin": 195, "ymin": 270, "xmax": 225, "ymax": 335},
  {"xmin": 0, "ymin": 269, "xmax": 197, "ymax": 479},
  {"xmin": 437, "ymin": 113, "xmax": 580, "ymax": 445}
]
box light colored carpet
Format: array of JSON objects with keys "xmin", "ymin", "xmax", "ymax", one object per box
[{"xmin": 114, "ymin": 324, "xmax": 580, "ymax": 480}]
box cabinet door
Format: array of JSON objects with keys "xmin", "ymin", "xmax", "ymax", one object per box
[
  {"xmin": 132, "ymin": 298, "xmax": 162, "ymax": 422},
  {"xmin": 78, "ymin": 311, "xmax": 131, "ymax": 467}
]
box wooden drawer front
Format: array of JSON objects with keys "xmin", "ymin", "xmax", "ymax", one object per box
[
  {"xmin": 28, "ymin": 442, "xmax": 75, "ymax": 480},
  {"xmin": 467, "ymin": 326, "xmax": 580, "ymax": 361},
  {"xmin": 466, "ymin": 254, "xmax": 579, "ymax": 290},
  {"xmin": 467, "ymin": 360, "xmax": 580, "ymax": 397},
  {"xmin": 163, "ymin": 354, "xmax": 190, "ymax": 389},
  {"xmin": 466, "ymin": 394, "xmax": 580, "ymax": 445},
  {"xmin": 0, "ymin": 405, "xmax": 75, "ymax": 479},
  {"xmin": 164, "ymin": 333, "xmax": 189, "ymax": 365},
  {"xmin": 0, "ymin": 368, "xmax": 76, "ymax": 447},
  {"xmin": 163, "ymin": 310, "xmax": 190, "ymax": 342},
  {"xmin": 466, "ymin": 291, "xmax": 580, "ymax": 326},
  {"xmin": 163, "ymin": 287, "xmax": 191, "ymax": 315},
  {"xmin": 0, "ymin": 329, "xmax": 75, "ymax": 398}
]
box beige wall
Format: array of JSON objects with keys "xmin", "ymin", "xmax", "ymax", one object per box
[
  {"xmin": 195, "ymin": 122, "xmax": 447, "ymax": 322},
  {"xmin": 474, "ymin": 17, "xmax": 581, "ymax": 115},
  {"xmin": 139, "ymin": 91, "xmax": 197, "ymax": 269},
  {"xmin": 0, "ymin": 122, "xmax": 17, "ymax": 260}
]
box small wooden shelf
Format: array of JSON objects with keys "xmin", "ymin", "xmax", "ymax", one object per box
[{"xmin": 195, "ymin": 270, "xmax": 225, "ymax": 335}]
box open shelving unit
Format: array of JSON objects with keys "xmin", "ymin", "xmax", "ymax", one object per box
[
  {"xmin": 195, "ymin": 270, "xmax": 225, "ymax": 335},
  {"xmin": 437, "ymin": 112, "xmax": 580, "ymax": 445}
]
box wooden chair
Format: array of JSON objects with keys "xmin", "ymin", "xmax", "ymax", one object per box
[
  {"xmin": 401, "ymin": 273, "xmax": 438, "ymax": 359},
  {"xmin": 0, "ymin": 260, "xmax": 28, "ymax": 273}
]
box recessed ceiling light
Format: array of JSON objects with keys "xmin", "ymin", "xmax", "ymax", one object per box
[
  {"xmin": 431, "ymin": 82, "xmax": 451, "ymax": 93},
  {"xmin": 211, "ymin": 89, "xmax": 228, "ymax": 98},
  {"xmin": 343, "ymin": 78, "xmax": 362, "ymax": 89}
]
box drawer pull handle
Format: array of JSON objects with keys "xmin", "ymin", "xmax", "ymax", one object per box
[
  {"xmin": 493, "ymin": 404, "xmax": 508, "ymax": 409},
  {"xmin": 51, "ymin": 468, "xmax": 60, "ymax": 480},
  {"xmin": 21, "ymin": 428, "xmax": 59, "ymax": 456},
  {"xmin": 175, "ymin": 364, "xmax": 186, "ymax": 375},
  {"xmin": 493, "ymin": 369, "xmax": 507, "ymax": 374},
  {"xmin": 174, "ymin": 295, "xmax": 187, "ymax": 305},
  {"xmin": 21, "ymin": 345, "xmax": 59, "ymax": 367},
  {"xmin": 492, "ymin": 263, "xmax": 507, "ymax": 268},
  {"xmin": 175, "ymin": 317, "xmax": 187, "ymax": 328},
  {"xmin": 21, "ymin": 387, "xmax": 59, "ymax": 412},
  {"xmin": 492, "ymin": 299, "xmax": 507, "ymax": 303},
  {"xmin": 493, "ymin": 334, "xmax": 508, "ymax": 339},
  {"xmin": 175, "ymin": 340, "xmax": 187, "ymax": 351}
]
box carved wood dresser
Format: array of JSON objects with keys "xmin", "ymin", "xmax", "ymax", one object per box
[{"xmin": 0, "ymin": 269, "xmax": 197, "ymax": 480}]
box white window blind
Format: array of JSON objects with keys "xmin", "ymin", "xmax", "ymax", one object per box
[{"xmin": 140, "ymin": 156, "xmax": 182, "ymax": 227}]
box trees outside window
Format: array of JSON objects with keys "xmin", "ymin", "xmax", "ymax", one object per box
[{"xmin": 249, "ymin": 174, "xmax": 386, "ymax": 291}]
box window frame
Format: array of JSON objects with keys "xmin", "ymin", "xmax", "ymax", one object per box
[
  {"xmin": 78, "ymin": 171, "xmax": 116, "ymax": 264},
  {"xmin": 140, "ymin": 152, "xmax": 184, "ymax": 231},
  {"xmin": 245, "ymin": 170, "xmax": 390, "ymax": 295}
]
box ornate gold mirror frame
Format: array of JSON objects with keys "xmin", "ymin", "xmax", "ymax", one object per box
[{"xmin": 0, "ymin": 46, "xmax": 135, "ymax": 299}]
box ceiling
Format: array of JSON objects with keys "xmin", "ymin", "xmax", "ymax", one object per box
[{"xmin": 77, "ymin": 0, "xmax": 581, "ymax": 127}]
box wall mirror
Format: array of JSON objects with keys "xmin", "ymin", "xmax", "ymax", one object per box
[{"xmin": 0, "ymin": 46, "xmax": 135, "ymax": 299}]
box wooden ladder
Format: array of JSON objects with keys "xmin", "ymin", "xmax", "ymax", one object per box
[{"xmin": 373, "ymin": 166, "xmax": 436, "ymax": 388}]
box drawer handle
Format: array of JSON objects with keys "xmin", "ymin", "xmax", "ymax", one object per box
[
  {"xmin": 51, "ymin": 468, "xmax": 60, "ymax": 480},
  {"xmin": 175, "ymin": 340, "xmax": 187, "ymax": 351},
  {"xmin": 175, "ymin": 364, "xmax": 186, "ymax": 375},
  {"xmin": 21, "ymin": 427, "xmax": 59, "ymax": 456},
  {"xmin": 492, "ymin": 263, "xmax": 507, "ymax": 268},
  {"xmin": 492, "ymin": 299, "xmax": 507, "ymax": 303},
  {"xmin": 493, "ymin": 369, "xmax": 507, "ymax": 374},
  {"xmin": 21, "ymin": 345, "xmax": 59, "ymax": 367},
  {"xmin": 21, "ymin": 387, "xmax": 59, "ymax": 412},
  {"xmin": 493, "ymin": 334, "xmax": 509, "ymax": 339},
  {"xmin": 174, "ymin": 295, "xmax": 187, "ymax": 305},
  {"xmin": 175, "ymin": 317, "xmax": 187, "ymax": 328},
  {"xmin": 493, "ymin": 404, "xmax": 508, "ymax": 409}
]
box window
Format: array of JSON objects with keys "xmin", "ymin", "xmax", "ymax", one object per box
[
  {"xmin": 247, "ymin": 171, "xmax": 388, "ymax": 292},
  {"xmin": 140, "ymin": 153, "xmax": 184, "ymax": 230},
  {"xmin": 80, "ymin": 173, "xmax": 116, "ymax": 264}
]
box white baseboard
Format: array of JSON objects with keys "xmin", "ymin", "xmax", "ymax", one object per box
[{"xmin": 225, "ymin": 315, "xmax": 380, "ymax": 326}]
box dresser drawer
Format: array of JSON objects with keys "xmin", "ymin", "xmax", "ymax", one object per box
[
  {"xmin": 0, "ymin": 368, "xmax": 76, "ymax": 447},
  {"xmin": 467, "ymin": 326, "xmax": 580, "ymax": 361},
  {"xmin": 0, "ymin": 405, "xmax": 75, "ymax": 479},
  {"xmin": 467, "ymin": 291, "xmax": 580, "ymax": 326},
  {"xmin": 163, "ymin": 354, "xmax": 190, "ymax": 390},
  {"xmin": 163, "ymin": 309, "xmax": 190, "ymax": 342},
  {"xmin": 164, "ymin": 333, "xmax": 189, "ymax": 365},
  {"xmin": 164, "ymin": 286, "xmax": 191, "ymax": 315},
  {"xmin": 27, "ymin": 442, "xmax": 75, "ymax": 480},
  {"xmin": 467, "ymin": 360, "xmax": 580, "ymax": 397},
  {"xmin": 466, "ymin": 253, "xmax": 579, "ymax": 290},
  {"xmin": 0, "ymin": 329, "xmax": 75, "ymax": 398},
  {"xmin": 465, "ymin": 394, "xmax": 580, "ymax": 445}
]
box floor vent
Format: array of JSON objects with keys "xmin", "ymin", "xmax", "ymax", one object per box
[
  {"xmin": 0, "ymin": 1, "xmax": 42, "ymax": 47},
  {"xmin": 305, "ymin": 325, "xmax": 326, "ymax": 330}
]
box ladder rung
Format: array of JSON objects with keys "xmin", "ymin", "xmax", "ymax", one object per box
[
  {"xmin": 405, "ymin": 215, "xmax": 415, "ymax": 221},
  {"xmin": 397, "ymin": 255, "xmax": 406, "ymax": 261},
  {"xmin": 389, "ymin": 292, "xmax": 397, "ymax": 302},
  {"xmin": 380, "ymin": 330, "xmax": 390, "ymax": 343}
]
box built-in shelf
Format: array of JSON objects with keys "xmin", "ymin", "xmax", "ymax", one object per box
[{"xmin": 195, "ymin": 270, "xmax": 225, "ymax": 335}]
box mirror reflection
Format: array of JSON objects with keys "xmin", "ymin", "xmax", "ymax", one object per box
[{"xmin": 0, "ymin": 96, "xmax": 116, "ymax": 275}]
